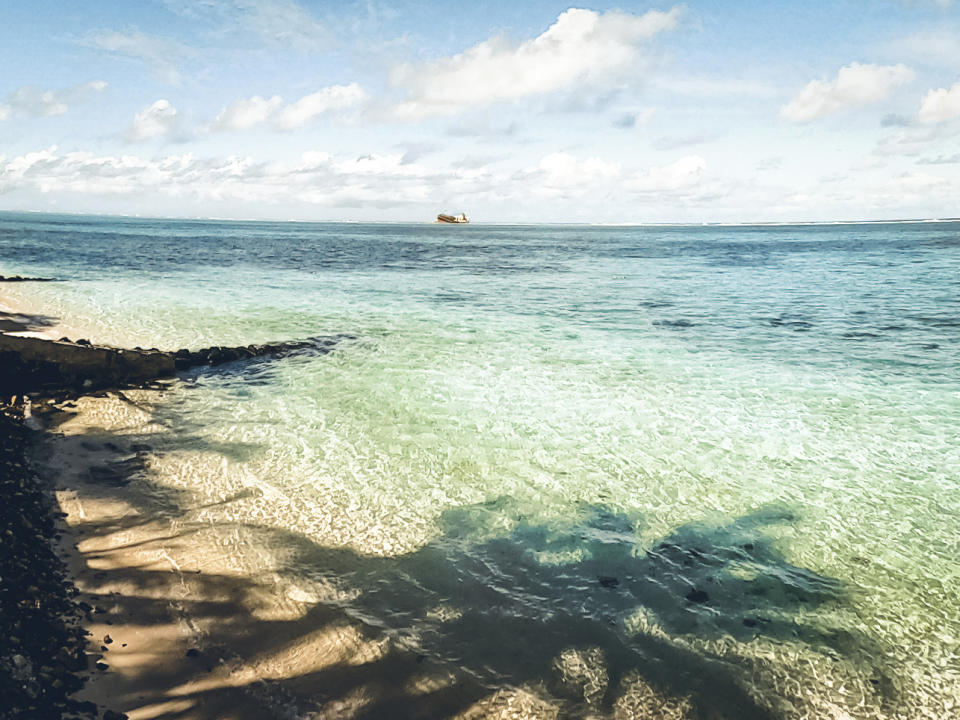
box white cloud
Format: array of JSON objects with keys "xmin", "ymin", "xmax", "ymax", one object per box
[
  {"xmin": 212, "ymin": 95, "xmax": 284, "ymax": 131},
  {"xmin": 527, "ymin": 152, "xmax": 621, "ymax": 197},
  {"xmin": 88, "ymin": 29, "xmax": 189, "ymax": 85},
  {"xmin": 780, "ymin": 63, "xmax": 914, "ymax": 122},
  {"xmin": 212, "ymin": 84, "xmax": 367, "ymax": 131},
  {"xmin": 275, "ymin": 84, "xmax": 369, "ymax": 129},
  {"xmin": 125, "ymin": 99, "xmax": 180, "ymax": 141},
  {"xmin": 391, "ymin": 6, "xmax": 682, "ymax": 119},
  {"xmin": 917, "ymin": 81, "xmax": 960, "ymax": 123},
  {"xmin": 0, "ymin": 146, "xmax": 452, "ymax": 207},
  {"xmin": 520, "ymin": 152, "xmax": 706, "ymax": 199},
  {"xmin": 0, "ymin": 81, "xmax": 107, "ymax": 120},
  {"xmin": 625, "ymin": 155, "xmax": 706, "ymax": 192}
]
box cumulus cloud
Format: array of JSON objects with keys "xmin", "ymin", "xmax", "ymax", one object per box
[
  {"xmin": 212, "ymin": 95, "xmax": 284, "ymax": 131},
  {"xmin": 87, "ymin": 29, "xmax": 189, "ymax": 85},
  {"xmin": 917, "ymin": 81, "xmax": 960, "ymax": 123},
  {"xmin": 391, "ymin": 6, "xmax": 681, "ymax": 119},
  {"xmin": 519, "ymin": 151, "xmax": 707, "ymax": 199},
  {"xmin": 526, "ymin": 152, "xmax": 621, "ymax": 197},
  {"xmin": 0, "ymin": 144, "xmax": 715, "ymax": 217},
  {"xmin": 275, "ymin": 85, "xmax": 369, "ymax": 128},
  {"xmin": 0, "ymin": 81, "xmax": 107, "ymax": 120},
  {"xmin": 212, "ymin": 84, "xmax": 367, "ymax": 131},
  {"xmin": 625, "ymin": 155, "xmax": 706, "ymax": 192},
  {"xmin": 780, "ymin": 63, "xmax": 914, "ymax": 122},
  {"xmin": 0, "ymin": 146, "xmax": 458, "ymax": 208},
  {"xmin": 125, "ymin": 100, "xmax": 180, "ymax": 141}
]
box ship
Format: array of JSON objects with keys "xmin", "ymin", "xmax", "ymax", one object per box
[{"xmin": 437, "ymin": 213, "xmax": 469, "ymax": 224}]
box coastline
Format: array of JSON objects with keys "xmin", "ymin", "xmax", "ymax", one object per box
[
  {"xmin": 0, "ymin": 287, "xmax": 505, "ymax": 719},
  {"xmin": 4, "ymin": 208, "xmax": 958, "ymax": 719}
]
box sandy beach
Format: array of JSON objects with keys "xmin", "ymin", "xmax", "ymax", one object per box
[
  {"xmin": 39, "ymin": 390, "xmax": 508, "ymax": 720},
  {"xmin": 0, "ymin": 290, "xmax": 573, "ymax": 720}
]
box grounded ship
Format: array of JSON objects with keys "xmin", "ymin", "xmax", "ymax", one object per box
[{"xmin": 437, "ymin": 213, "xmax": 469, "ymax": 224}]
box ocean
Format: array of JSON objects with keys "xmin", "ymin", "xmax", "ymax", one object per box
[{"xmin": 1, "ymin": 212, "xmax": 958, "ymax": 718}]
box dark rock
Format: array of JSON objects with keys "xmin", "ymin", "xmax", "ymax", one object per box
[
  {"xmin": 185, "ymin": 648, "xmax": 200, "ymax": 658},
  {"xmin": 0, "ymin": 409, "xmax": 98, "ymax": 714},
  {"xmin": 597, "ymin": 576, "xmax": 620, "ymax": 588},
  {"xmin": 103, "ymin": 711, "xmax": 129, "ymax": 720},
  {"xmin": 685, "ymin": 588, "xmax": 710, "ymax": 603},
  {"xmin": 70, "ymin": 700, "xmax": 98, "ymax": 714},
  {"xmin": 0, "ymin": 275, "xmax": 56, "ymax": 282},
  {"xmin": 95, "ymin": 661, "xmax": 109, "ymax": 671}
]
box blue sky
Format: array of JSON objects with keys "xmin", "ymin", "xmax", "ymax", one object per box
[{"xmin": 1, "ymin": 0, "xmax": 958, "ymax": 222}]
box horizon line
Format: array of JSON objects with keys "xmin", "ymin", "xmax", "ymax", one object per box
[{"xmin": 1, "ymin": 208, "xmax": 959, "ymax": 228}]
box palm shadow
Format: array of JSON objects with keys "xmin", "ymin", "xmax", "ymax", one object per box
[
  {"xmin": 277, "ymin": 499, "xmax": 893, "ymax": 719},
  {"xmin": 41, "ymin": 417, "xmax": 897, "ymax": 719}
]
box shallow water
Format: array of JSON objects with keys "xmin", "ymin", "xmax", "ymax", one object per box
[{"xmin": 2, "ymin": 212, "xmax": 959, "ymax": 718}]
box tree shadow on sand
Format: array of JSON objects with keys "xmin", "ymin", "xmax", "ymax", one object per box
[
  {"xmin": 0, "ymin": 307, "xmax": 59, "ymax": 333},
  {"xmin": 43, "ymin": 417, "xmax": 899, "ymax": 720},
  {"xmin": 281, "ymin": 499, "xmax": 896, "ymax": 719}
]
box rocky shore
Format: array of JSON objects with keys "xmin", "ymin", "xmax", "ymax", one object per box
[
  {"xmin": 0, "ymin": 289, "xmax": 353, "ymax": 718},
  {"xmin": 0, "ymin": 332, "xmax": 351, "ymax": 397},
  {"xmin": 0, "ymin": 403, "xmax": 124, "ymax": 720}
]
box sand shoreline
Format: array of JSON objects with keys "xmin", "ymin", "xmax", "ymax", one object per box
[{"xmin": 0, "ymin": 287, "xmax": 512, "ymax": 720}]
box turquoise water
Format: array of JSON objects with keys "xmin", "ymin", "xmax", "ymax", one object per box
[{"xmin": 2, "ymin": 212, "xmax": 959, "ymax": 717}]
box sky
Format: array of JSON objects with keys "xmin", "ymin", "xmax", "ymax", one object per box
[{"xmin": 0, "ymin": 0, "xmax": 959, "ymax": 223}]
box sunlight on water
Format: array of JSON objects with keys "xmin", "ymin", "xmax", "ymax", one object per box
[{"xmin": 2, "ymin": 214, "xmax": 959, "ymax": 718}]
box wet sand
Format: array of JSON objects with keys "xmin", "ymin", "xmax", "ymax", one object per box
[
  {"xmin": 35, "ymin": 390, "xmax": 574, "ymax": 720},
  {"xmin": 0, "ymin": 290, "xmax": 564, "ymax": 720}
]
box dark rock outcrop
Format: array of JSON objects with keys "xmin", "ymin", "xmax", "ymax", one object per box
[
  {"xmin": 0, "ymin": 406, "xmax": 99, "ymax": 719},
  {"xmin": 0, "ymin": 333, "xmax": 354, "ymax": 395},
  {"xmin": 172, "ymin": 334, "xmax": 353, "ymax": 370},
  {"xmin": 0, "ymin": 335, "xmax": 174, "ymax": 395}
]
